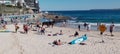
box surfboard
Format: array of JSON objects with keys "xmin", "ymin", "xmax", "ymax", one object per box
[{"xmin": 69, "ymin": 34, "xmax": 87, "ymax": 45}]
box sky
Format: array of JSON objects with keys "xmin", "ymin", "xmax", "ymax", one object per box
[{"xmin": 39, "ymin": 0, "xmax": 120, "ymax": 11}]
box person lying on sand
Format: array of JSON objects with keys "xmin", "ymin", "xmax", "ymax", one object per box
[
  {"xmin": 48, "ymin": 39, "xmax": 67, "ymax": 47},
  {"xmin": 51, "ymin": 30, "xmax": 64, "ymax": 36},
  {"xmin": 53, "ymin": 39, "xmax": 62, "ymax": 45}
]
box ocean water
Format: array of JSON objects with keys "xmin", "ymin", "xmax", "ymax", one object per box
[
  {"xmin": 49, "ymin": 10, "xmax": 120, "ymax": 32},
  {"xmin": 48, "ymin": 10, "xmax": 120, "ymax": 23}
]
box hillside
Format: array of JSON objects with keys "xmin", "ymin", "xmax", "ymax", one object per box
[{"xmin": 0, "ymin": 5, "xmax": 19, "ymax": 13}]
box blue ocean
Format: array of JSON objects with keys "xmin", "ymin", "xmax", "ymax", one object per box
[
  {"xmin": 48, "ymin": 10, "xmax": 120, "ymax": 32},
  {"xmin": 48, "ymin": 10, "xmax": 120, "ymax": 23}
]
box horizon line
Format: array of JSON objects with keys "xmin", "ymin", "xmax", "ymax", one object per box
[{"xmin": 40, "ymin": 8, "xmax": 120, "ymax": 11}]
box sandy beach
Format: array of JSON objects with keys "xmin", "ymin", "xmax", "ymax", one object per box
[{"xmin": 0, "ymin": 23, "xmax": 120, "ymax": 54}]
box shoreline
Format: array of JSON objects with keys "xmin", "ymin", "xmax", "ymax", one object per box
[{"xmin": 55, "ymin": 22, "xmax": 120, "ymax": 32}]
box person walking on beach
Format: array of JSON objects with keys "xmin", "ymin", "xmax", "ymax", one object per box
[
  {"xmin": 78, "ymin": 25, "xmax": 80, "ymax": 31},
  {"xmin": 14, "ymin": 17, "xmax": 19, "ymax": 24},
  {"xmin": 0, "ymin": 18, "xmax": 4, "ymax": 24},
  {"xmin": 62, "ymin": 21, "xmax": 66, "ymax": 27},
  {"xmin": 23, "ymin": 24, "xmax": 28, "ymax": 34},
  {"xmin": 15, "ymin": 24, "xmax": 19, "ymax": 33},
  {"xmin": 84, "ymin": 22, "xmax": 87, "ymax": 30},
  {"xmin": 40, "ymin": 27, "xmax": 45, "ymax": 35},
  {"xmin": 11, "ymin": 18, "xmax": 13, "ymax": 23},
  {"xmin": 87, "ymin": 24, "xmax": 91, "ymax": 31},
  {"xmin": 109, "ymin": 22, "xmax": 115, "ymax": 36},
  {"xmin": 36, "ymin": 22, "xmax": 40, "ymax": 30},
  {"xmin": 3, "ymin": 24, "xmax": 6, "ymax": 29}
]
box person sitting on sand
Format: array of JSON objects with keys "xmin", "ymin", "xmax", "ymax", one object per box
[
  {"xmin": 59, "ymin": 30, "xmax": 63, "ymax": 35},
  {"xmin": 53, "ymin": 40, "xmax": 57, "ymax": 45},
  {"xmin": 69, "ymin": 31, "xmax": 79, "ymax": 37},
  {"xmin": 74, "ymin": 31, "xmax": 79, "ymax": 37},
  {"xmin": 57, "ymin": 39, "xmax": 62, "ymax": 45}
]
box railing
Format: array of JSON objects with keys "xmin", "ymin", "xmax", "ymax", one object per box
[{"xmin": 1, "ymin": 14, "xmax": 42, "ymax": 24}]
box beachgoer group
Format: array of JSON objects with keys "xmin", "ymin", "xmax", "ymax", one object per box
[{"xmin": 53, "ymin": 39, "xmax": 62, "ymax": 45}]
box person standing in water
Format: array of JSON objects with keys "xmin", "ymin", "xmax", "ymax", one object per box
[
  {"xmin": 87, "ymin": 24, "xmax": 91, "ymax": 31},
  {"xmin": 78, "ymin": 25, "xmax": 80, "ymax": 31},
  {"xmin": 84, "ymin": 22, "xmax": 87, "ymax": 30}
]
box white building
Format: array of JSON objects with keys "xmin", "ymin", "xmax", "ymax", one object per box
[
  {"xmin": 0, "ymin": 0, "xmax": 25, "ymax": 6},
  {"xmin": 0, "ymin": 0, "xmax": 11, "ymax": 5}
]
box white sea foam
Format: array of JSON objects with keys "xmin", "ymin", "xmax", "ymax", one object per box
[{"xmin": 67, "ymin": 21, "xmax": 120, "ymax": 26}]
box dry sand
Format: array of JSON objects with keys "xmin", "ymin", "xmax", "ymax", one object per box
[{"xmin": 0, "ymin": 23, "xmax": 120, "ymax": 54}]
